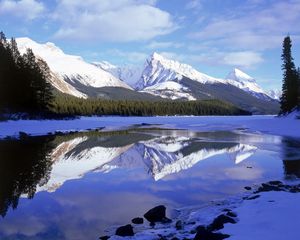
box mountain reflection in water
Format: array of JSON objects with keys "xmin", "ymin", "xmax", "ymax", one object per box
[{"xmin": 0, "ymin": 129, "xmax": 300, "ymax": 239}]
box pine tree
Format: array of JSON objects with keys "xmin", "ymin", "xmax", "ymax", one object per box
[
  {"xmin": 297, "ymin": 67, "xmax": 300, "ymax": 109},
  {"xmin": 280, "ymin": 36, "xmax": 299, "ymax": 114},
  {"xmin": 0, "ymin": 31, "xmax": 54, "ymax": 115}
]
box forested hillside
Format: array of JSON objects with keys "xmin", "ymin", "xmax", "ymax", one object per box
[{"xmin": 51, "ymin": 93, "xmax": 251, "ymax": 116}]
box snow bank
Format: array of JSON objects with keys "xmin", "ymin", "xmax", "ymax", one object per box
[{"xmin": 223, "ymin": 191, "xmax": 300, "ymax": 240}]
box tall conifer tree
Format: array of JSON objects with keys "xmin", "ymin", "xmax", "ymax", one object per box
[{"xmin": 280, "ymin": 36, "xmax": 299, "ymax": 114}]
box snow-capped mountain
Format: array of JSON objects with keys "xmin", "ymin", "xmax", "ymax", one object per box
[
  {"xmin": 136, "ymin": 52, "xmax": 225, "ymax": 90},
  {"xmin": 135, "ymin": 52, "xmax": 272, "ymax": 101},
  {"xmin": 16, "ymin": 38, "xmax": 132, "ymax": 98},
  {"xmin": 267, "ymin": 89, "xmax": 282, "ymax": 100},
  {"xmin": 13, "ymin": 37, "xmax": 279, "ymax": 113},
  {"xmin": 225, "ymin": 68, "xmax": 273, "ymax": 100},
  {"xmin": 93, "ymin": 61, "xmax": 143, "ymax": 88},
  {"xmin": 37, "ymin": 136, "xmax": 133, "ymax": 192},
  {"xmin": 35, "ymin": 133, "xmax": 257, "ymax": 192}
]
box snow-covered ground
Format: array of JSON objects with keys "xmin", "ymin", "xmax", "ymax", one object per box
[
  {"xmin": 223, "ymin": 191, "xmax": 300, "ymax": 240},
  {"xmin": 0, "ymin": 113, "xmax": 299, "ymax": 139}
]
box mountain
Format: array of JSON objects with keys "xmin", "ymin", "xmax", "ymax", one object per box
[
  {"xmin": 36, "ymin": 133, "xmax": 257, "ymax": 192},
  {"xmin": 14, "ymin": 38, "xmax": 279, "ymax": 113},
  {"xmin": 15, "ymin": 38, "xmax": 137, "ymax": 99},
  {"xmin": 134, "ymin": 53, "xmax": 279, "ymax": 114},
  {"xmin": 93, "ymin": 61, "xmax": 143, "ymax": 88},
  {"xmin": 267, "ymin": 89, "xmax": 282, "ymax": 100},
  {"xmin": 225, "ymin": 68, "xmax": 272, "ymax": 101}
]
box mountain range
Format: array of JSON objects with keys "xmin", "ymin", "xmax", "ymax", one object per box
[
  {"xmin": 36, "ymin": 132, "xmax": 257, "ymax": 193},
  {"xmin": 16, "ymin": 38, "xmax": 280, "ymax": 114}
]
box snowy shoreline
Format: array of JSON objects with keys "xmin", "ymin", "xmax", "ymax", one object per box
[
  {"xmin": 0, "ymin": 113, "xmax": 299, "ymax": 140},
  {"xmin": 107, "ymin": 180, "xmax": 300, "ymax": 240}
]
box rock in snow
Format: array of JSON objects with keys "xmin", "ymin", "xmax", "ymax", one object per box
[
  {"xmin": 115, "ymin": 224, "xmax": 134, "ymax": 236},
  {"xmin": 143, "ymin": 205, "xmax": 171, "ymax": 224}
]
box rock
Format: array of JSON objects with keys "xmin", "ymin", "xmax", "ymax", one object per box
[
  {"xmin": 268, "ymin": 180, "xmax": 283, "ymax": 186},
  {"xmin": 19, "ymin": 131, "xmax": 29, "ymax": 139},
  {"xmin": 175, "ymin": 220, "xmax": 183, "ymax": 230},
  {"xmin": 289, "ymin": 186, "xmax": 300, "ymax": 193},
  {"xmin": 208, "ymin": 214, "xmax": 236, "ymax": 231},
  {"xmin": 244, "ymin": 186, "xmax": 252, "ymax": 190},
  {"xmin": 256, "ymin": 183, "xmax": 283, "ymax": 193},
  {"xmin": 115, "ymin": 224, "xmax": 134, "ymax": 237},
  {"xmin": 99, "ymin": 236, "xmax": 110, "ymax": 240},
  {"xmin": 194, "ymin": 226, "xmax": 230, "ymax": 240},
  {"xmin": 244, "ymin": 194, "xmax": 260, "ymax": 200},
  {"xmin": 226, "ymin": 211, "xmax": 237, "ymax": 218},
  {"xmin": 132, "ymin": 217, "xmax": 144, "ymax": 224},
  {"xmin": 158, "ymin": 234, "xmax": 167, "ymax": 240},
  {"xmin": 144, "ymin": 205, "xmax": 171, "ymax": 224}
]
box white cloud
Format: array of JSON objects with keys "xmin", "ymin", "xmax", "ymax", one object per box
[
  {"xmin": 158, "ymin": 50, "xmax": 263, "ymax": 69},
  {"xmin": 190, "ymin": 0, "xmax": 300, "ymax": 51},
  {"xmin": 185, "ymin": 0, "xmax": 202, "ymax": 10},
  {"xmin": 106, "ymin": 49, "xmax": 148, "ymax": 63},
  {"xmin": 223, "ymin": 51, "xmax": 263, "ymax": 68},
  {"xmin": 52, "ymin": 0, "xmax": 177, "ymax": 42},
  {"xmin": 0, "ymin": 0, "xmax": 45, "ymax": 20},
  {"xmin": 147, "ymin": 41, "xmax": 183, "ymax": 49}
]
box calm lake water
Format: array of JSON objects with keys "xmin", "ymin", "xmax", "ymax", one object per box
[{"xmin": 0, "ymin": 128, "xmax": 300, "ymax": 239}]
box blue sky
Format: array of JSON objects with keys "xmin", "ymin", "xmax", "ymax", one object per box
[{"xmin": 1, "ymin": 0, "xmax": 300, "ymax": 91}]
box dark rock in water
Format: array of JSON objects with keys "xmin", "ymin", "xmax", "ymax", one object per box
[
  {"xmin": 132, "ymin": 217, "xmax": 144, "ymax": 224},
  {"xmin": 194, "ymin": 226, "xmax": 230, "ymax": 240},
  {"xmin": 226, "ymin": 211, "xmax": 237, "ymax": 218},
  {"xmin": 244, "ymin": 186, "xmax": 252, "ymax": 190},
  {"xmin": 171, "ymin": 237, "xmax": 180, "ymax": 240},
  {"xmin": 244, "ymin": 194, "xmax": 260, "ymax": 200},
  {"xmin": 144, "ymin": 205, "xmax": 171, "ymax": 224},
  {"xmin": 141, "ymin": 123, "xmax": 152, "ymax": 126},
  {"xmin": 115, "ymin": 224, "xmax": 134, "ymax": 237},
  {"xmin": 208, "ymin": 214, "xmax": 236, "ymax": 231},
  {"xmin": 268, "ymin": 181, "xmax": 283, "ymax": 186},
  {"xmin": 19, "ymin": 131, "xmax": 29, "ymax": 138},
  {"xmin": 289, "ymin": 186, "xmax": 300, "ymax": 193},
  {"xmin": 158, "ymin": 234, "xmax": 168, "ymax": 240},
  {"xmin": 175, "ymin": 220, "xmax": 183, "ymax": 230},
  {"xmin": 256, "ymin": 183, "xmax": 283, "ymax": 193},
  {"xmin": 222, "ymin": 209, "xmax": 231, "ymax": 212},
  {"xmin": 99, "ymin": 236, "xmax": 110, "ymax": 240}
]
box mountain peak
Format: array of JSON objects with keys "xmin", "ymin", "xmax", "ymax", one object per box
[
  {"xmin": 151, "ymin": 51, "xmax": 163, "ymax": 59},
  {"xmin": 227, "ymin": 68, "xmax": 256, "ymax": 83}
]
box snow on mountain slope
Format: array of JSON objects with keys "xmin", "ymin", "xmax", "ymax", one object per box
[
  {"xmin": 268, "ymin": 89, "xmax": 282, "ymax": 100},
  {"xmin": 93, "ymin": 61, "xmax": 143, "ymax": 87},
  {"xmin": 33, "ymin": 133, "xmax": 258, "ymax": 192},
  {"xmin": 225, "ymin": 68, "xmax": 272, "ymax": 100},
  {"xmin": 136, "ymin": 52, "xmax": 224, "ymax": 91},
  {"xmin": 95, "ymin": 136, "xmax": 257, "ymax": 181},
  {"xmin": 139, "ymin": 137, "xmax": 257, "ymax": 180},
  {"xmin": 16, "ymin": 38, "xmax": 132, "ymax": 97},
  {"xmin": 135, "ymin": 52, "xmax": 275, "ymax": 102},
  {"xmin": 37, "ymin": 137, "xmax": 133, "ymax": 193},
  {"xmin": 143, "ymin": 81, "xmax": 196, "ymax": 100}
]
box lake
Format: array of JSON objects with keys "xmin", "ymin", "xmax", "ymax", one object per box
[{"xmin": 0, "ymin": 127, "xmax": 300, "ymax": 239}]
